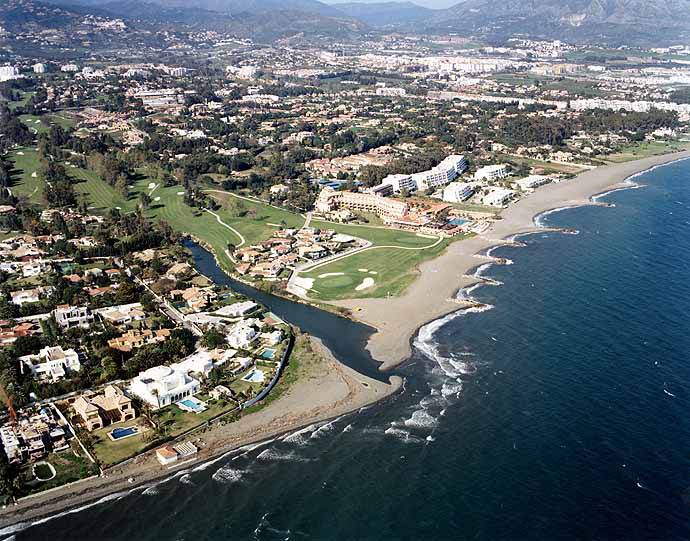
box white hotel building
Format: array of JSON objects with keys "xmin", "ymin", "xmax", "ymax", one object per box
[
  {"xmin": 412, "ymin": 155, "xmax": 468, "ymax": 191},
  {"xmin": 381, "ymin": 173, "xmax": 419, "ymax": 193},
  {"xmin": 443, "ymin": 182, "xmax": 475, "ymax": 203},
  {"xmin": 474, "ymin": 164, "xmax": 509, "ymax": 182}
]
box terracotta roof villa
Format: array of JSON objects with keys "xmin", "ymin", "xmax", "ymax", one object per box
[{"xmin": 72, "ymin": 385, "xmax": 136, "ymax": 432}]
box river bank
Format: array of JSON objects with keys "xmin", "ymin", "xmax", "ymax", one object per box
[
  {"xmin": 331, "ymin": 150, "xmax": 690, "ymax": 371},
  {"xmin": 0, "ymin": 336, "xmax": 401, "ymax": 530}
]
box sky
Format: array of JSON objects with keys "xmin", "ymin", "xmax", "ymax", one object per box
[{"xmin": 325, "ymin": 0, "xmax": 458, "ymax": 8}]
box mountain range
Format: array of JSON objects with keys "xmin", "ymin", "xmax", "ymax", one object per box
[{"xmin": 4, "ymin": 0, "xmax": 690, "ymax": 45}]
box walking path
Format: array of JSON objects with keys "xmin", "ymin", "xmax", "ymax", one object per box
[{"xmin": 204, "ymin": 209, "xmax": 245, "ymax": 248}]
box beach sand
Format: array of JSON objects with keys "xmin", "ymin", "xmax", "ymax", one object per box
[
  {"xmin": 332, "ymin": 151, "xmax": 690, "ymax": 371},
  {"xmin": 2, "ymin": 151, "xmax": 686, "ymax": 530},
  {"xmin": 0, "ymin": 336, "xmax": 400, "ymax": 528}
]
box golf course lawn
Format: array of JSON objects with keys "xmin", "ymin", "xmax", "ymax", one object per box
[
  {"xmin": 301, "ymin": 238, "xmax": 453, "ymax": 300},
  {"xmin": 7, "ymin": 147, "xmax": 44, "ymax": 204}
]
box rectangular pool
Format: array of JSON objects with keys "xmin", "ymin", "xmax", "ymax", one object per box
[{"xmin": 109, "ymin": 426, "xmax": 139, "ymax": 441}]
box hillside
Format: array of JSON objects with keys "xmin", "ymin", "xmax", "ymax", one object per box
[
  {"xmin": 427, "ymin": 0, "xmax": 690, "ymax": 45},
  {"xmin": 333, "ymin": 1, "xmax": 431, "ymax": 26}
]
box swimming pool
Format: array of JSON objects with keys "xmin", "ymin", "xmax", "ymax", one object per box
[
  {"xmin": 109, "ymin": 426, "xmax": 139, "ymax": 441},
  {"xmin": 242, "ymin": 369, "xmax": 265, "ymax": 383},
  {"xmin": 261, "ymin": 349, "xmax": 276, "ymax": 360},
  {"xmin": 178, "ymin": 398, "xmax": 206, "ymax": 413},
  {"xmin": 449, "ymin": 218, "xmax": 469, "ymax": 226}
]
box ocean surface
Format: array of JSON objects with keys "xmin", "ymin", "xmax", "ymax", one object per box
[{"xmin": 6, "ymin": 158, "xmax": 690, "ymax": 540}]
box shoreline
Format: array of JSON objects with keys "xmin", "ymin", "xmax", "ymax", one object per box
[
  {"xmin": 0, "ymin": 336, "xmax": 402, "ymax": 531},
  {"xmin": 1, "ymin": 150, "xmax": 687, "ymax": 533},
  {"xmin": 331, "ymin": 150, "xmax": 690, "ymax": 371}
]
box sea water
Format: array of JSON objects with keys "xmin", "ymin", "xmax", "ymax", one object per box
[{"xmin": 10, "ymin": 159, "xmax": 690, "ymax": 540}]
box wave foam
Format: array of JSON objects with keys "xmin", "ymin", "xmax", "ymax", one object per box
[
  {"xmin": 404, "ymin": 409, "xmax": 438, "ymax": 429},
  {"xmin": 212, "ymin": 465, "xmax": 246, "ymax": 484}
]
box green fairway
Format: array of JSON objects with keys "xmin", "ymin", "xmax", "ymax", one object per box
[
  {"xmin": 301, "ymin": 237, "xmax": 453, "ymax": 300},
  {"xmin": 7, "ymin": 147, "xmax": 44, "ymax": 204},
  {"xmin": 71, "ymin": 166, "xmax": 136, "ymax": 212},
  {"xmin": 603, "ymin": 141, "xmax": 690, "ymax": 163}
]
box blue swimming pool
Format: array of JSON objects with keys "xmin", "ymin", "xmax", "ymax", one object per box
[
  {"xmin": 261, "ymin": 349, "xmax": 276, "ymax": 360},
  {"xmin": 109, "ymin": 426, "xmax": 138, "ymax": 440},
  {"xmin": 449, "ymin": 218, "xmax": 469, "ymax": 226},
  {"xmin": 242, "ymin": 369, "xmax": 265, "ymax": 383},
  {"xmin": 179, "ymin": 399, "xmax": 203, "ymax": 412}
]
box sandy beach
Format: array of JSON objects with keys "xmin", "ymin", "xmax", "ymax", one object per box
[
  {"xmin": 1, "ymin": 150, "xmax": 687, "ymax": 532},
  {"xmin": 333, "ymin": 151, "xmax": 690, "ymax": 371},
  {"xmin": 0, "ymin": 336, "xmax": 401, "ymax": 529}
]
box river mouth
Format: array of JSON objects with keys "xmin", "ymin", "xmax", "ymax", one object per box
[{"xmin": 184, "ymin": 239, "xmax": 388, "ymax": 382}]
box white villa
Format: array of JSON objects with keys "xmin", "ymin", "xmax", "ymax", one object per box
[
  {"xmin": 95, "ymin": 303, "xmax": 146, "ymax": 325},
  {"xmin": 130, "ymin": 365, "xmax": 201, "ymax": 409},
  {"xmin": 54, "ymin": 305, "xmax": 94, "ymax": 329},
  {"xmin": 214, "ymin": 301, "xmax": 258, "ymax": 318},
  {"xmin": 226, "ymin": 322, "xmax": 258, "ymax": 349},
  {"xmin": 19, "ymin": 346, "xmax": 81, "ymax": 382}
]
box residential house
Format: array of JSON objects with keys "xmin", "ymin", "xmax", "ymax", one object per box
[
  {"xmin": 19, "ymin": 345, "xmax": 81, "ymax": 382},
  {"xmin": 54, "ymin": 305, "xmax": 94, "ymax": 329},
  {"xmin": 72, "ymin": 385, "xmax": 136, "ymax": 431}
]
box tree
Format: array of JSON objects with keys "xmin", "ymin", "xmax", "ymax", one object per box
[{"xmin": 139, "ymin": 192, "xmax": 152, "ymax": 210}]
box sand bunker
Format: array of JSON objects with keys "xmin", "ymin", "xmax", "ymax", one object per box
[
  {"xmin": 154, "ymin": 196, "xmax": 161, "ymax": 201},
  {"xmin": 355, "ymin": 277, "xmax": 375, "ymax": 291},
  {"xmin": 31, "ymin": 172, "xmax": 37, "ymax": 178},
  {"xmin": 358, "ymin": 268, "xmax": 368, "ymax": 273},
  {"xmin": 293, "ymin": 277, "xmax": 314, "ymax": 290},
  {"xmin": 148, "ymin": 183, "xmax": 156, "ymax": 190},
  {"xmin": 318, "ymin": 272, "xmax": 345, "ymax": 279},
  {"xmin": 16, "ymin": 151, "xmax": 24, "ymax": 156},
  {"xmin": 369, "ymin": 271, "xmax": 378, "ymax": 275},
  {"xmin": 177, "ymin": 191, "xmax": 185, "ymax": 195}
]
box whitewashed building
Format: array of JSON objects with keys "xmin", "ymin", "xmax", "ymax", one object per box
[
  {"xmin": 443, "ymin": 182, "xmax": 475, "ymax": 203},
  {"xmin": 130, "ymin": 365, "xmax": 201, "ymax": 409},
  {"xmin": 20, "ymin": 346, "xmax": 81, "ymax": 382}
]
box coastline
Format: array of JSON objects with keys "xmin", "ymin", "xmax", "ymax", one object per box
[
  {"xmin": 1, "ymin": 149, "xmax": 687, "ymax": 532},
  {"xmin": 0, "ymin": 336, "xmax": 401, "ymax": 531},
  {"xmin": 331, "ymin": 150, "xmax": 690, "ymax": 371}
]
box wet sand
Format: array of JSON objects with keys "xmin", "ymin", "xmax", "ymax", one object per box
[{"xmin": 332, "ymin": 151, "xmax": 690, "ymax": 371}]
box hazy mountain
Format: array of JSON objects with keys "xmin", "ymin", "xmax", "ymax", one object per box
[
  {"xmin": 333, "ymin": 1, "xmax": 431, "ymax": 25},
  {"xmin": 427, "ymin": 0, "xmax": 690, "ymax": 44}
]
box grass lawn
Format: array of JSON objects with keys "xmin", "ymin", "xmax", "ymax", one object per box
[
  {"xmin": 71, "ymin": 166, "xmax": 136, "ymax": 212},
  {"xmin": 496, "ymin": 153, "xmax": 588, "ymax": 174},
  {"xmin": 301, "ymin": 238, "xmax": 453, "ymax": 300},
  {"xmin": 603, "ymin": 141, "xmax": 690, "ymax": 163},
  {"xmin": 91, "ymin": 419, "xmax": 150, "ymax": 466},
  {"xmin": 20, "ymin": 443, "xmax": 98, "ymax": 496},
  {"xmin": 7, "ymin": 147, "xmax": 44, "ymax": 204},
  {"xmin": 7, "ymin": 91, "xmax": 34, "ymax": 111}
]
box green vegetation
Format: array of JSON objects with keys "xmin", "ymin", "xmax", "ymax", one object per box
[
  {"xmin": 7, "ymin": 147, "xmax": 44, "ymax": 204},
  {"xmin": 20, "ymin": 444, "xmax": 98, "ymax": 496},
  {"xmin": 602, "ymin": 140, "xmax": 690, "ymax": 163},
  {"xmin": 301, "ymin": 237, "xmax": 454, "ymax": 300}
]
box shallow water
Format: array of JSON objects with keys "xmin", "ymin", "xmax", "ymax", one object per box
[{"xmin": 10, "ymin": 159, "xmax": 690, "ymax": 540}]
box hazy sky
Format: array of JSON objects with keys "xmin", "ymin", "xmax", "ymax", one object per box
[{"xmin": 325, "ymin": 0, "xmax": 459, "ymax": 8}]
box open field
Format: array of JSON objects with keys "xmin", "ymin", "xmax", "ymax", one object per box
[
  {"xmin": 301, "ymin": 236, "xmax": 454, "ymax": 301},
  {"xmin": 7, "ymin": 147, "xmax": 44, "ymax": 204},
  {"xmin": 602, "ymin": 141, "xmax": 690, "ymax": 163}
]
